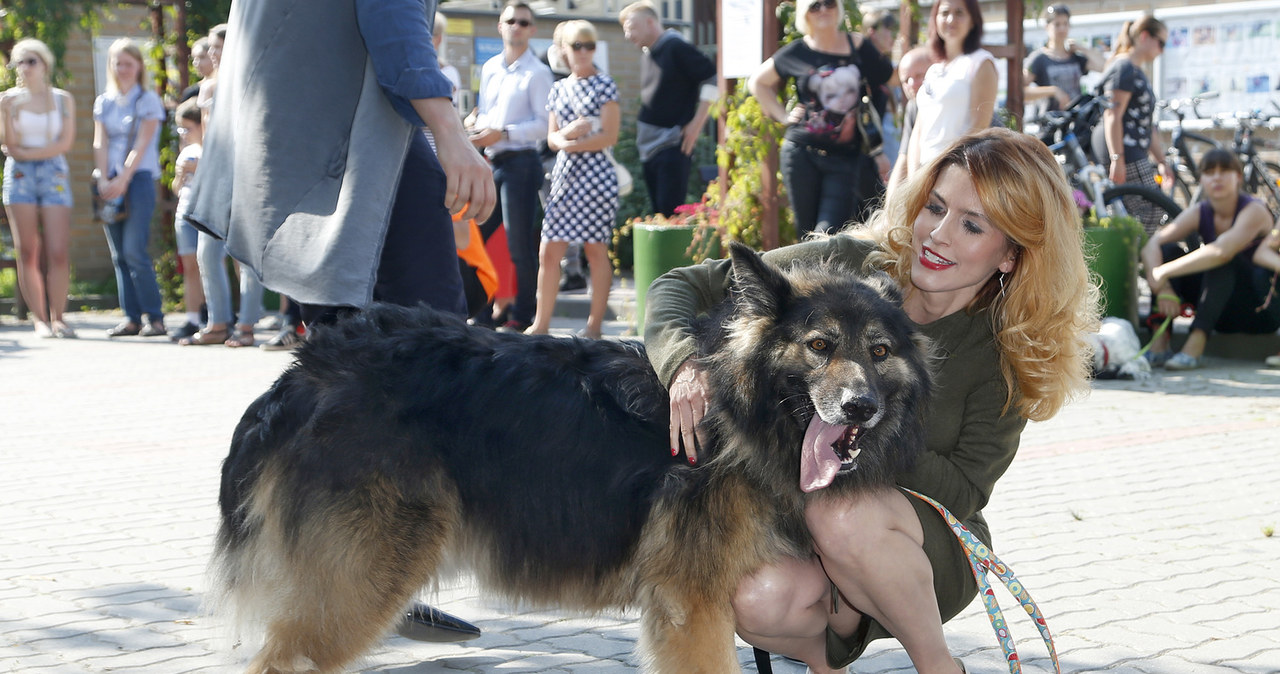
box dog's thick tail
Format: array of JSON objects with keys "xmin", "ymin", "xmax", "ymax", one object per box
[{"xmin": 209, "ymin": 370, "xmax": 464, "ymax": 672}]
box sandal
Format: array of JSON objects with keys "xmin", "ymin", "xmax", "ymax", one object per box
[
  {"xmin": 179, "ymin": 326, "xmax": 230, "ymax": 346},
  {"xmin": 106, "ymin": 321, "xmax": 142, "ymax": 338},
  {"xmin": 51, "ymin": 321, "xmax": 77, "ymax": 339},
  {"xmin": 225, "ymin": 327, "xmax": 255, "ymax": 348}
]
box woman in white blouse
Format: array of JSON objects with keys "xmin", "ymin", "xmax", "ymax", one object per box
[
  {"xmin": 889, "ymin": 0, "xmax": 997, "ymax": 192},
  {"xmin": 1, "ymin": 39, "xmax": 77, "ymax": 338}
]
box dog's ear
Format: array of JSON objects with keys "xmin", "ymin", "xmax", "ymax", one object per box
[
  {"xmin": 728, "ymin": 242, "xmax": 792, "ymax": 318},
  {"xmin": 861, "ymin": 271, "xmax": 904, "ymax": 307}
]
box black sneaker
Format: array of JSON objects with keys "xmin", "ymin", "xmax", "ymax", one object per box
[
  {"xmin": 260, "ymin": 326, "xmax": 303, "ymax": 351},
  {"xmin": 168, "ymin": 321, "xmax": 201, "ymax": 342},
  {"xmin": 559, "ymin": 272, "xmax": 587, "ymax": 291}
]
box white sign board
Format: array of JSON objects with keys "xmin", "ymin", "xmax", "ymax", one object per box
[{"xmin": 721, "ymin": 0, "xmax": 763, "ymax": 80}]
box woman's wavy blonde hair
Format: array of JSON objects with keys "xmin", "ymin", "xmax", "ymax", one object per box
[{"xmin": 865, "ymin": 128, "xmax": 1100, "ymax": 422}]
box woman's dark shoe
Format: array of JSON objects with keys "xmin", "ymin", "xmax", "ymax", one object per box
[
  {"xmin": 178, "ymin": 326, "xmax": 231, "ymax": 346},
  {"xmin": 139, "ymin": 321, "xmax": 168, "ymax": 337},
  {"xmin": 106, "ymin": 322, "xmax": 142, "ymax": 338},
  {"xmin": 394, "ymin": 602, "xmax": 481, "ymax": 643}
]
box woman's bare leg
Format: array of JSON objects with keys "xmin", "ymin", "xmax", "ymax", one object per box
[
  {"xmin": 527, "ymin": 240, "xmax": 567, "ymax": 335},
  {"xmin": 582, "ymin": 241, "xmax": 611, "ymax": 337},
  {"xmin": 732, "ymin": 555, "xmax": 851, "ymax": 673},
  {"xmin": 807, "ymin": 490, "xmax": 963, "ymax": 674}
]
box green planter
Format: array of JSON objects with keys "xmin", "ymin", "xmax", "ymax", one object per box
[
  {"xmin": 1085, "ymin": 225, "xmax": 1141, "ymax": 330},
  {"xmin": 633, "ymin": 223, "xmax": 720, "ymax": 329}
]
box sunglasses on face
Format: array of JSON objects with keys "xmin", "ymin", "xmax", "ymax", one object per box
[
  {"xmin": 570, "ymin": 41, "xmax": 597, "ymax": 52},
  {"xmin": 504, "ymin": 18, "xmax": 533, "ymax": 27},
  {"xmin": 1044, "ymin": 4, "xmax": 1069, "ymax": 17},
  {"xmin": 10, "ymin": 57, "xmax": 40, "ymax": 69},
  {"xmin": 807, "ymin": 0, "xmax": 838, "ymax": 13},
  {"xmin": 1150, "ymin": 32, "xmax": 1166, "ymax": 49}
]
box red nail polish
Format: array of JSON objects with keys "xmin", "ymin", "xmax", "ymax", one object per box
[
  {"xmin": 671, "ymin": 447, "xmax": 678, "ymax": 456},
  {"xmin": 688, "ymin": 456, "xmax": 697, "ymax": 465}
]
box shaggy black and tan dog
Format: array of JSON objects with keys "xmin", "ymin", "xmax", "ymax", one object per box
[{"xmin": 213, "ymin": 243, "xmax": 931, "ymax": 673}]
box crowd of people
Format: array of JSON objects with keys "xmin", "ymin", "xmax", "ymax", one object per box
[
  {"xmin": 3, "ymin": 0, "xmax": 1280, "ymax": 670},
  {"xmin": 5, "ymin": 1, "xmax": 1277, "ymax": 367}
]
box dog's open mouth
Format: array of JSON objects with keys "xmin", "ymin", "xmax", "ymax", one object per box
[{"xmin": 799, "ymin": 417, "xmax": 862, "ymax": 493}]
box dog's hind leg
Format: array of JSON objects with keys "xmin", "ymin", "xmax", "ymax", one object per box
[
  {"xmin": 639, "ymin": 589, "xmax": 739, "ymax": 673},
  {"xmin": 237, "ymin": 474, "xmax": 462, "ymax": 673}
]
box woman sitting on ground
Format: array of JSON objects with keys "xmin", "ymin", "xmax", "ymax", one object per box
[
  {"xmin": 1141, "ymin": 148, "xmax": 1280, "ymax": 370},
  {"xmin": 645, "ymin": 128, "xmax": 1098, "ymax": 674},
  {"xmin": 1252, "ymin": 226, "xmax": 1280, "ymax": 368}
]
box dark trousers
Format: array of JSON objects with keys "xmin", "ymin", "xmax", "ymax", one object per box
[
  {"xmin": 478, "ymin": 149, "xmax": 544, "ymax": 325},
  {"xmin": 780, "ymin": 140, "xmax": 862, "ymax": 237},
  {"xmin": 1158, "ymin": 242, "xmax": 1280, "ymax": 335},
  {"xmin": 643, "ymin": 145, "xmax": 692, "ymax": 217},
  {"xmin": 302, "ymin": 133, "xmax": 466, "ymax": 326}
]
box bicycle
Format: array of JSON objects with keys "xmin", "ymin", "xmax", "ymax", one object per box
[
  {"xmin": 1035, "ymin": 95, "xmax": 1182, "ymax": 228},
  {"xmin": 1158, "ymin": 92, "xmax": 1221, "ymax": 207},
  {"xmin": 1214, "ymin": 106, "xmax": 1280, "ymax": 218}
]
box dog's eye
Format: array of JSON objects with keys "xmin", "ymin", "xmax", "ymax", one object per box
[
  {"xmin": 808, "ymin": 338, "xmax": 828, "ymax": 352},
  {"xmin": 870, "ymin": 344, "xmax": 889, "ymax": 360}
]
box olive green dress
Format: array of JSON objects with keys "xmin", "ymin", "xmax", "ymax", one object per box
[{"xmin": 643, "ymin": 235, "xmax": 1027, "ymax": 668}]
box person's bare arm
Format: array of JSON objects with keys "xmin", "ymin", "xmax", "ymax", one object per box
[{"xmin": 413, "ymin": 97, "xmax": 496, "ymax": 223}]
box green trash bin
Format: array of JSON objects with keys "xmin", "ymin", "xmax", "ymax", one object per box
[
  {"xmin": 632, "ymin": 223, "xmax": 720, "ymax": 329},
  {"xmin": 1085, "ymin": 223, "xmax": 1142, "ymax": 330}
]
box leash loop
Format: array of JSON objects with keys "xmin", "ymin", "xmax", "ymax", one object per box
[{"xmin": 904, "ymin": 489, "xmax": 1061, "ymax": 674}]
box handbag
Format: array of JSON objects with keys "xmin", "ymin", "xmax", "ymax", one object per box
[
  {"xmin": 856, "ymin": 84, "xmax": 884, "ymax": 156},
  {"xmin": 606, "ymin": 149, "xmax": 633, "ymax": 197}
]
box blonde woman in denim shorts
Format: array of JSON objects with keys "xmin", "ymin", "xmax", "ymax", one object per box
[{"xmin": 1, "ymin": 38, "xmax": 77, "ymax": 338}]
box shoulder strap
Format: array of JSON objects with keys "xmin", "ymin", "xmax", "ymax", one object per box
[{"xmin": 1198, "ymin": 200, "xmax": 1215, "ymax": 243}]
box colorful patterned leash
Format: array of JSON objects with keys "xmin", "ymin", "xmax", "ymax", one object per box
[{"xmin": 904, "ymin": 489, "xmax": 1061, "ymax": 674}]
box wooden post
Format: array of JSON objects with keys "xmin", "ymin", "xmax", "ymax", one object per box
[
  {"xmin": 759, "ymin": 0, "xmax": 779, "ymax": 250},
  {"xmin": 1004, "ymin": 0, "xmax": 1024, "ymax": 129},
  {"xmin": 148, "ymin": 2, "xmax": 167, "ymax": 101},
  {"xmin": 174, "ymin": 0, "xmax": 190, "ymax": 93}
]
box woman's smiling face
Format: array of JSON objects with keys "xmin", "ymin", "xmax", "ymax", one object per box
[{"xmin": 909, "ymin": 165, "xmax": 1017, "ymax": 306}]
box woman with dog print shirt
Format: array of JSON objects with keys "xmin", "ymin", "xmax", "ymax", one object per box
[
  {"xmin": 645, "ymin": 128, "xmax": 1098, "ymax": 674},
  {"xmin": 748, "ymin": 0, "xmax": 892, "ymax": 237}
]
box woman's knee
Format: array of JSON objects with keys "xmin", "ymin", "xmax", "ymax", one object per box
[
  {"xmin": 805, "ymin": 491, "xmax": 920, "ymax": 564},
  {"xmin": 731, "ymin": 558, "xmax": 828, "ymax": 636}
]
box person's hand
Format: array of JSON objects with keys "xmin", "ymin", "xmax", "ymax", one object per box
[
  {"xmin": 436, "ymin": 131, "xmax": 496, "ymax": 223},
  {"xmin": 1156, "ymin": 160, "xmax": 1172, "ymax": 189},
  {"xmin": 99, "ymin": 174, "xmax": 128, "ymax": 201},
  {"xmin": 561, "ymin": 118, "xmax": 594, "ymax": 140},
  {"xmin": 875, "ymin": 153, "xmax": 891, "ymax": 184},
  {"xmin": 669, "ymin": 359, "xmax": 710, "ymax": 465},
  {"xmin": 680, "ymin": 119, "xmax": 700, "ymax": 155},
  {"xmin": 785, "ymin": 104, "xmax": 806, "ymax": 126},
  {"xmin": 1053, "ymin": 86, "xmax": 1071, "ymax": 109},
  {"xmin": 468, "ymin": 127, "xmax": 502, "ymax": 149},
  {"xmin": 1109, "ymin": 157, "xmax": 1126, "ymax": 185},
  {"xmin": 1156, "ymin": 289, "xmax": 1181, "ymax": 318}
]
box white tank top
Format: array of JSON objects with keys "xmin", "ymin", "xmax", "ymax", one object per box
[{"xmin": 15, "ymin": 107, "xmax": 63, "ymax": 149}]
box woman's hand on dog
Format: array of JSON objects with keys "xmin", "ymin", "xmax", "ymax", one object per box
[{"xmin": 669, "ymin": 360, "xmax": 710, "ymax": 465}]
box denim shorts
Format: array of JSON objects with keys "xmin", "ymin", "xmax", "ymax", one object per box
[
  {"xmin": 173, "ymin": 191, "xmax": 199, "ymax": 255},
  {"xmin": 2, "ymin": 156, "xmax": 74, "ymax": 208}
]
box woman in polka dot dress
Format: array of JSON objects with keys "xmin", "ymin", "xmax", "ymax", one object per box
[{"xmin": 526, "ymin": 20, "xmax": 620, "ymax": 339}]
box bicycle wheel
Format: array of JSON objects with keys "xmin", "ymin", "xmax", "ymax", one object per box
[
  {"xmin": 1248, "ymin": 159, "xmax": 1280, "ymax": 218},
  {"xmin": 1166, "ymin": 162, "xmax": 1195, "ymax": 207},
  {"xmin": 1103, "ymin": 185, "xmax": 1182, "ymax": 234}
]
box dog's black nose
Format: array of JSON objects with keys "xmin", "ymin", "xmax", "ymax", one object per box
[{"xmin": 842, "ymin": 396, "xmax": 878, "ymax": 424}]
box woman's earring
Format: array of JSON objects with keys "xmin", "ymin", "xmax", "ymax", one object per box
[{"xmin": 997, "ymin": 272, "xmax": 1007, "ymax": 300}]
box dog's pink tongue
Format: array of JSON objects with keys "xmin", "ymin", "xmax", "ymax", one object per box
[{"xmin": 801, "ymin": 416, "xmax": 847, "ymax": 493}]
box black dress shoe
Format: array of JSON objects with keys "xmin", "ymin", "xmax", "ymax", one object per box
[
  {"xmin": 394, "ymin": 602, "xmax": 481, "ymax": 643},
  {"xmin": 168, "ymin": 321, "xmax": 201, "ymax": 341}
]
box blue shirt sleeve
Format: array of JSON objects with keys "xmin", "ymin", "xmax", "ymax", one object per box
[{"xmin": 355, "ymin": 0, "xmax": 454, "ymax": 127}]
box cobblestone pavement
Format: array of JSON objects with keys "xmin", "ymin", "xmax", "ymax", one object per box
[{"xmin": 2, "ymin": 310, "xmax": 1278, "ymax": 673}]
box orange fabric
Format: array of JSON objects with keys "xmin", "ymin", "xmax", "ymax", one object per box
[
  {"xmin": 455, "ymin": 212, "xmax": 498, "ymax": 301},
  {"xmin": 483, "ymin": 223, "xmax": 518, "ymax": 300}
]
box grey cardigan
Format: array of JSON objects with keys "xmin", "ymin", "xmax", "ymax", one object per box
[{"xmin": 187, "ymin": 0, "xmax": 415, "ymax": 307}]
